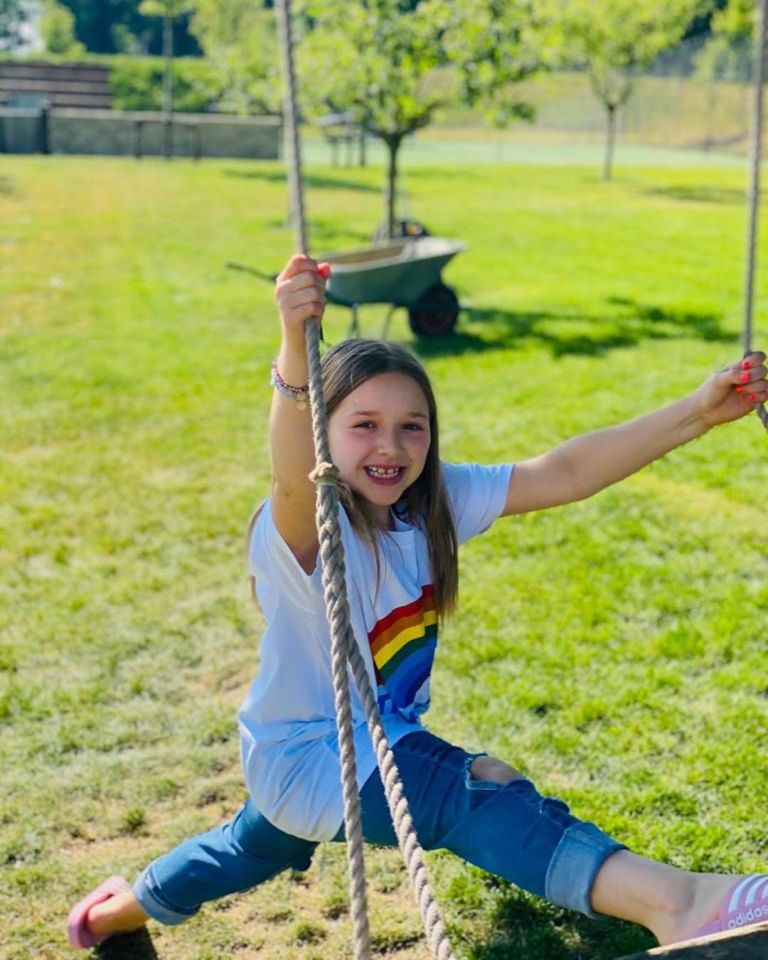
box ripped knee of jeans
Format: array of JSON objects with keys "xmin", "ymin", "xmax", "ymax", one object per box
[{"xmin": 465, "ymin": 754, "xmax": 524, "ymax": 790}]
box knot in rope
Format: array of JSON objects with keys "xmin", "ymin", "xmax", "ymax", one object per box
[{"xmin": 310, "ymin": 462, "xmax": 340, "ymax": 488}]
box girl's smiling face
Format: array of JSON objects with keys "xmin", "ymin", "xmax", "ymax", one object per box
[{"xmin": 328, "ymin": 372, "xmax": 432, "ymax": 528}]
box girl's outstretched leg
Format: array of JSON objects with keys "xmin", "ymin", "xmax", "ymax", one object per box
[
  {"xmin": 357, "ymin": 731, "xmax": 765, "ymax": 947},
  {"xmin": 132, "ymin": 799, "xmax": 315, "ymax": 926},
  {"xmin": 68, "ymin": 799, "xmax": 316, "ymax": 947}
]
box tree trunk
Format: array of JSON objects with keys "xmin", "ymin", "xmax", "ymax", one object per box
[
  {"xmin": 358, "ymin": 129, "xmax": 366, "ymax": 168},
  {"xmin": 162, "ymin": 14, "xmax": 174, "ymax": 160},
  {"xmin": 603, "ymin": 102, "xmax": 616, "ymax": 182},
  {"xmin": 384, "ymin": 134, "xmax": 402, "ymax": 240},
  {"xmin": 162, "ymin": 15, "xmax": 174, "ymax": 116}
]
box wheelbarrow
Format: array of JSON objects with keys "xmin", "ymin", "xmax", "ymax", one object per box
[{"xmin": 319, "ymin": 237, "xmax": 466, "ymax": 337}]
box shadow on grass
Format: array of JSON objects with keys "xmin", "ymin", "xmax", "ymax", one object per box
[
  {"xmin": 413, "ymin": 298, "xmax": 731, "ymax": 361},
  {"xmin": 466, "ymin": 890, "xmax": 653, "ymax": 960},
  {"xmin": 637, "ymin": 184, "xmax": 744, "ymax": 206},
  {"xmin": 223, "ymin": 167, "xmax": 379, "ymax": 193},
  {"xmin": 96, "ymin": 927, "xmax": 159, "ymax": 959}
]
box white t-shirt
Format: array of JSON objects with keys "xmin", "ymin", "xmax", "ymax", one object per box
[{"xmin": 239, "ymin": 461, "xmax": 513, "ymax": 841}]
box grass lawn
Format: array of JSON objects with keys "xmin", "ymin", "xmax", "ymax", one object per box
[{"xmin": 1, "ymin": 153, "xmax": 767, "ymax": 960}]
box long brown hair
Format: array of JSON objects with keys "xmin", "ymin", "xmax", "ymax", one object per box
[{"xmin": 322, "ymin": 339, "xmax": 458, "ymax": 619}]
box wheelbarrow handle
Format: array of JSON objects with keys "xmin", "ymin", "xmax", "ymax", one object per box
[
  {"xmin": 226, "ymin": 261, "xmax": 331, "ymax": 283},
  {"xmin": 225, "ymin": 261, "xmax": 278, "ymax": 284}
]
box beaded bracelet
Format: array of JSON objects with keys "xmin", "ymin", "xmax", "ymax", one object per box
[{"xmin": 270, "ymin": 360, "xmax": 310, "ymax": 410}]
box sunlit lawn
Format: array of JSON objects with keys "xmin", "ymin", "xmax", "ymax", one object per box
[{"xmin": 1, "ymin": 152, "xmax": 766, "ymax": 960}]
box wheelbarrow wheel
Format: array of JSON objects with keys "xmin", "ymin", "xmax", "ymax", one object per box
[
  {"xmin": 408, "ymin": 282, "xmax": 459, "ymax": 337},
  {"xmin": 373, "ymin": 219, "xmax": 431, "ymax": 241}
]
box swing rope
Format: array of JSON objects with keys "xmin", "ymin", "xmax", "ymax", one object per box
[
  {"xmin": 274, "ymin": 2, "xmax": 454, "ymax": 958},
  {"xmin": 745, "ymin": 0, "xmax": 768, "ymax": 430}
]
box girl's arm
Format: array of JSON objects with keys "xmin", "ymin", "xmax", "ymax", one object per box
[
  {"xmin": 502, "ymin": 352, "xmax": 767, "ymax": 517},
  {"xmin": 269, "ymin": 254, "xmax": 328, "ymax": 571}
]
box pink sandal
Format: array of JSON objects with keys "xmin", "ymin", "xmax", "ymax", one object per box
[
  {"xmin": 67, "ymin": 875, "xmax": 131, "ymax": 948},
  {"xmin": 693, "ymin": 873, "xmax": 768, "ymax": 938}
]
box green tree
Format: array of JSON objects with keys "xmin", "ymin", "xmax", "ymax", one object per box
[
  {"xmin": 553, "ymin": 0, "xmax": 702, "ymax": 180},
  {"xmin": 58, "ymin": 0, "xmax": 201, "ymax": 55},
  {"xmin": 138, "ymin": 0, "xmax": 196, "ymax": 117},
  {"xmin": 40, "ymin": 0, "xmax": 86, "ymax": 56},
  {"xmin": 697, "ymin": 0, "xmax": 754, "ymax": 82},
  {"xmin": 298, "ymin": 0, "xmax": 445, "ymax": 238},
  {"xmin": 189, "ymin": 0, "xmax": 280, "ymax": 115},
  {"xmin": 439, "ymin": 0, "xmax": 550, "ymax": 129},
  {"xmin": 0, "ymin": 0, "xmax": 28, "ymax": 52},
  {"xmin": 299, "ymin": 0, "xmax": 543, "ymax": 238}
]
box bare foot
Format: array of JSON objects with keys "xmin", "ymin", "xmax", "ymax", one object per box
[{"xmin": 87, "ymin": 891, "xmax": 150, "ymax": 938}]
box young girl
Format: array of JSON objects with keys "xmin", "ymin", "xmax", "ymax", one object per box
[{"xmin": 68, "ymin": 254, "xmax": 768, "ymax": 950}]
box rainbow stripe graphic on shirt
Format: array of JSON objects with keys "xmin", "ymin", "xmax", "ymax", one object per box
[{"xmin": 368, "ymin": 585, "xmax": 437, "ymax": 712}]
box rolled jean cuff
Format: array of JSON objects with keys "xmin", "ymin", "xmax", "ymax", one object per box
[
  {"xmin": 544, "ymin": 821, "xmax": 627, "ymax": 918},
  {"xmin": 133, "ymin": 864, "xmax": 200, "ymax": 927}
]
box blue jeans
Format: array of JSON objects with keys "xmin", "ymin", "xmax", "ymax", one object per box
[{"xmin": 134, "ymin": 731, "xmax": 625, "ymax": 923}]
